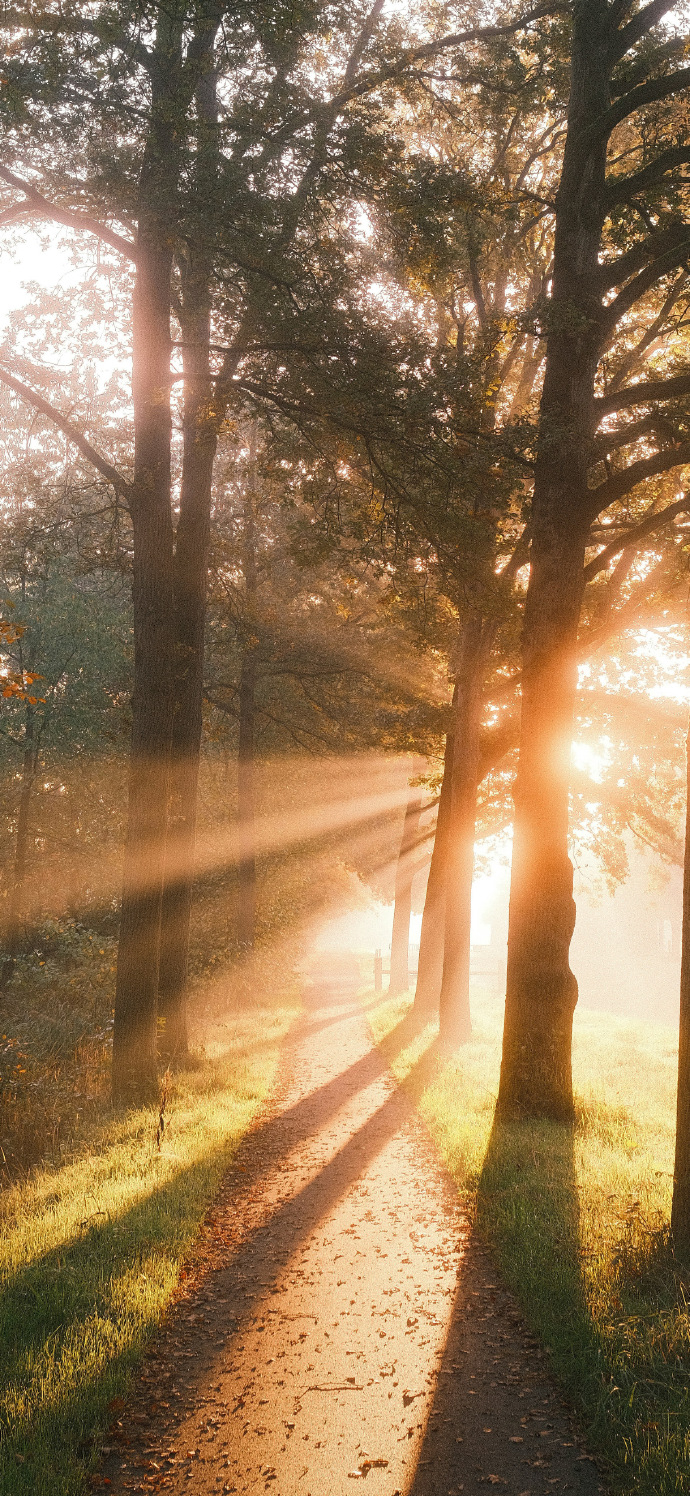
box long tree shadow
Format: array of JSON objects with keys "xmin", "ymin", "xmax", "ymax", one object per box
[
  {"xmin": 201, "ymin": 992, "xmax": 387, "ymax": 1061},
  {"xmin": 405, "ymin": 1113, "xmax": 605, "ymax": 1496},
  {"xmin": 477, "ymin": 1114, "xmax": 595, "ymax": 1380},
  {"xmin": 2, "ymin": 980, "xmax": 438, "ymax": 1491},
  {"xmin": 92, "ymin": 1023, "xmax": 448, "ymax": 1475}
]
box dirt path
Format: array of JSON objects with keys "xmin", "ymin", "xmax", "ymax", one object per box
[{"xmin": 102, "ymin": 965, "xmax": 606, "ymax": 1496}]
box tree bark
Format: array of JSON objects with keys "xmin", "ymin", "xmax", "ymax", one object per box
[
  {"xmin": 237, "ymin": 478, "xmax": 258, "ymax": 951},
  {"xmin": 389, "ymin": 772, "xmax": 423, "ymax": 996},
  {"xmin": 413, "ymin": 702, "xmax": 455, "ymax": 1017},
  {"xmin": 112, "ymin": 25, "xmax": 181, "ymax": 1103},
  {"xmin": 157, "ymin": 61, "xmax": 219, "ymax": 1065},
  {"xmin": 2, "ymin": 701, "xmax": 38, "ymax": 984},
  {"xmin": 497, "ymin": 2, "xmax": 611, "ymax": 1120},
  {"xmin": 672, "ymin": 716, "xmax": 690, "ymax": 1251},
  {"xmin": 237, "ymin": 645, "xmax": 257, "ymax": 950},
  {"xmin": 157, "ymin": 287, "xmax": 216, "ymax": 1064},
  {"xmin": 438, "ymin": 619, "xmax": 486, "ymax": 1047}
]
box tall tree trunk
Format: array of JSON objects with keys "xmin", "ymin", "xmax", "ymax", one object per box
[
  {"xmin": 157, "ymin": 279, "xmax": 216, "ymax": 1064},
  {"xmin": 672, "ymin": 716, "xmax": 690, "ymax": 1251},
  {"xmin": 413, "ymin": 705, "xmax": 455, "ymax": 1017},
  {"xmin": 237, "ymin": 479, "xmax": 258, "ymax": 951},
  {"xmin": 112, "ymin": 25, "xmax": 181, "ymax": 1103},
  {"xmin": 237, "ymin": 645, "xmax": 257, "ymax": 950},
  {"xmin": 2, "ymin": 701, "xmax": 37, "ymax": 984},
  {"xmin": 497, "ymin": 3, "xmax": 611, "ymax": 1120},
  {"xmin": 438, "ymin": 619, "xmax": 486, "ymax": 1047},
  {"xmin": 158, "ymin": 60, "xmax": 219, "ymax": 1064},
  {"xmin": 389, "ymin": 772, "xmax": 423, "ymax": 996}
]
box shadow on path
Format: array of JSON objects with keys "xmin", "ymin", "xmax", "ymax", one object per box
[{"xmin": 100, "ymin": 972, "xmax": 607, "ymax": 1496}]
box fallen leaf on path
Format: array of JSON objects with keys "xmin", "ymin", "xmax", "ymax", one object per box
[{"xmin": 305, "ymin": 1383, "xmax": 363, "ymax": 1392}]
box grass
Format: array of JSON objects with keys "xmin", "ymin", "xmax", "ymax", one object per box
[
  {"xmin": 365, "ymin": 985, "xmax": 689, "ymax": 1496},
  {"xmin": 0, "ymin": 984, "xmax": 299, "ymax": 1496}
]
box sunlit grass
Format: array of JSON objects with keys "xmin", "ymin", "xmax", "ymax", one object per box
[
  {"xmin": 0, "ymin": 997, "xmax": 298, "ymax": 1496},
  {"xmin": 365, "ymin": 985, "xmax": 688, "ymax": 1495}
]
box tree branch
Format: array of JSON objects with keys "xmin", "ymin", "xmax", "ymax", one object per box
[
  {"xmin": 596, "ymin": 369, "xmax": 690, "ymax": 416},
  {"xmin": 0, "ymin": 364, "xmax": 132, "ymax": 499},
  {"xmin": 595, "ymin": 220, "xmax": 689, "ymax": 293},
  {"xmin": 609, "ymin": 0, "xmax": 675, "ymax": 63},
  {"xmin": 583, "ymin": 492, "xmax": 690, "ymax": 578},
  {"xmin": 497, "ymin": 524, "xmax": 531, "ymax": 582},
  {"xmin": 606, "ymin": 145, "xmax": 690, "ymax": 205},
  {"xmin": 587, "ymin": 442, "xmax": 690, "ymax": 514},
  {"xmin": 319, "ymin": 3, "xmax": 568, "ymax": 113},
  {"xmin": 599, "ymin": 241, "xmax": 690, "ymax": 343},
  {"xmin": 585, "ymin": 552, "xmax": 683, "ymax": 652},
  {"xmin": 591, "ymin": 412, "xmax": 664, "ymax": 456},
  {"xmin": 588, "ymin": 65, "xmax": 690, "ymax": 146},
  {"xmin": 0, "ymin": 166, "xmax": 137, "ymax": 261},
  {"xmin": 608, "ymin": 272, "xmax": 687, "ymax": 392}
]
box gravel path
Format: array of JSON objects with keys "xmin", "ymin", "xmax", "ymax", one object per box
[{"xmin": 101, "ymin": 963, "xmax": 606, "ymax": 1496}]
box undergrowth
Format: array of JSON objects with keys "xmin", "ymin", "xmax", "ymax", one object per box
[{"xmin": 365, "ymin": 986, "xmax": 688, "ymax": 1496}]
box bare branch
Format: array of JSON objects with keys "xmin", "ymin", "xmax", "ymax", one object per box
[
  {"xmin": 585, "ymin": 552, "xmax": 684, "ymax": 652},
  {"xmin": 591, "ymin": 412, "xmax": 664, "ymax": 455}
]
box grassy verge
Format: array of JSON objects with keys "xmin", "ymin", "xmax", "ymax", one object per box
[
  {"xmin": 365, "ymin": 986, "xmax": 689, "ymax": 1496},
  {"xmin": 0, "ymin": 982, "xmax": 299, "ymax": 1496}
]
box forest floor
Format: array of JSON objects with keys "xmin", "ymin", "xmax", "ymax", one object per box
[{"xmin": 98, "ymin": 959, "xmax": 604, "ymax": 1496}]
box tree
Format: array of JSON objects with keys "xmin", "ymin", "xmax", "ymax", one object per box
[
  {"xmin": 672, "ymin": 714, "xmax": 690, "ymax": 1250},
  {"xmin": 389, "ymin": 769, "xmax": 425, "ymax": 995},
  {"xmin": 203, "ymin": 416, "xmax": 444, "ymax": 955},
  {"xmin": 0, "ymin": 433, "xmax": 130, "ymax": 968},
  {"xmin": 496, "ymin": 0, "xmax": 690, "ymax": 1120},
  {"xmin": 0, "ymin": 0, "xmax": 558, "ymax": 1095}
]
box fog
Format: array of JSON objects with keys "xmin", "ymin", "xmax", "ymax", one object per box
[{"xmin": 315, "ymin": 842, "xmax": 683, "ymax": 1026}]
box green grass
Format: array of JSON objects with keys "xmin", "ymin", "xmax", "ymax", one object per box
[
  {"xmin": 0, "ymin": 993, "xmax": 299, "ymax": 1496},
  {"xmin": 365, "ymin": 986, "xmax": 689, "ymax": 1496}
]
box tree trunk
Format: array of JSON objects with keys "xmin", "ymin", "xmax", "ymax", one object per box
[
  {"xmin": 157, "ymin": 97, "xmax": 218, "ymax": 1064},
  {"xmin": 413, "ymin": 705, "xmax": 455, "ymax": 1017},
  {"xmin": 237, "ymin": 645, "xmax": 257, "ymax": 950},
  {"xmin": 237, "ymin": 478, "xmax": 258, "ymax": 951},
  {"xmin": 157, "ymin": 305, "xmax": 216, "ymax": 1064},
  {"xmin": 2, "ymin": 702, "xmax": 37, "ymax": 984},
  {"xmin": 672, "ymin": 716, "xmax": 690, "ymax": 1251},
  {"xmin": 112, "ymin": 30, "xmax": 181, "ymax": 1103},
  {"xmin": 497, "ymin": 4, "xmax": 611, "ymax": 1120},
  {"xmin": 389, "ymin": 773, "xmax": 423, "ymax": 996},
  {"xmin": 438, "ymin": 620, "xmax": 486, "ymax": 1047}
]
